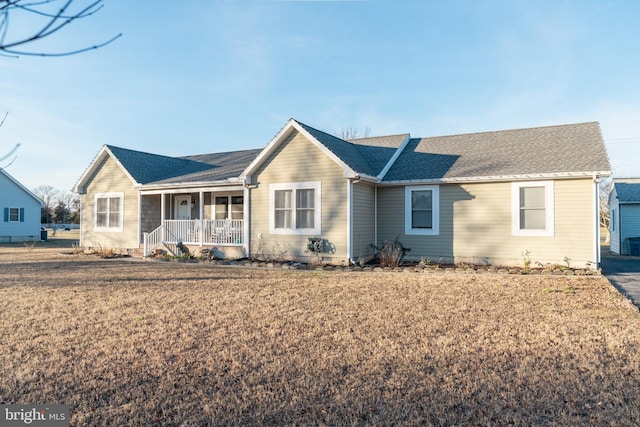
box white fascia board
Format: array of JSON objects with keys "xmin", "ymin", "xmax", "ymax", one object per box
[
  {"xmin": 0, "ymin": 168, "xmax": 45, "ymax": 206},
  {"xmin": 240, "ymin": 119, "xmax": 358, "ymax": 183},
  {"xmin": 290, "ymin": 120, "xmax": 357, "ymax": 177},
  {"xmin": 379, "ymin": 171, "xmax": 610, "ymax": 186},
  {"xmin": 377, "ymin": 134, "xmax": 412, "ymax": 181},
  {"xmin": 140, "ymin": 183, "xmax": 244, "ymax": 195},
  {"xmin": 73, "ymin": 145, "xmax": 139, "ymax": 194},
  {"xmin": 239, "ymin": 119, "xmax": 297, "ymax": 183}
]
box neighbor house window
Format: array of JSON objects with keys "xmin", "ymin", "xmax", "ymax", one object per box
[
  {"xmin": 611, "ymin": 208, "xmax": 616, "ymax": 232},
  {"xmin": 3, "ymin": 207, "xmax": 24, "ymax": 222},
  {"xmin": 405, "ymin": 185, "xmax": 439, "ymax": 235},
  {"xmin": 269, "ymin": 182, "xmax": 321, "ymax": 235},
  {"xmin": 95, "ymin": 192, "xmax": 124, "ymax": 232},
  {"xmin": 511, "ymin": 181, "xmax": 554, "ymax": 236}
]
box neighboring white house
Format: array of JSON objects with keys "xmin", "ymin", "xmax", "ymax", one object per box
[
  {"xmin": 609, "ymin": 179, "xmax": 640, "ymax": 256},
  {"xmin": 0, "ymin": 168, "xmax": 44, "ymax": 242}
]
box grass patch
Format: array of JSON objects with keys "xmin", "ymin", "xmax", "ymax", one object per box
[{"xmin": 0, "ymin": 248, "xmax": 639, "ymax": 425}]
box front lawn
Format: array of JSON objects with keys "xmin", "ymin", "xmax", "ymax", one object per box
[{"xmin": 0, "ymin": 247, "xmax": 639, "ymax": 425}]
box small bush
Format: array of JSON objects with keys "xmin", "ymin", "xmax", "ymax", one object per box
[{"xmin": 370, "ymin": 237, "xmax": 410, "ymax": 268}]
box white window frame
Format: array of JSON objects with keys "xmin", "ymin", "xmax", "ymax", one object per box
[
  {"xmin": 511, "ymin": 181, "xmax": 554, "ymax": 237},
  {"xmin": 8, "ymin": 207, "xmax": 20, "ymax": 222},
  {"xmin": 405, "ymin": 185, "xmax": 440, "ymax": 235},
  {"xmin": 611, "ymin": 208, "xmax": 617, "ymax": 232},
  {"xmin": 269, "ymin": 182, "xmax": 321, "ymax": 235},
  {"xmin": 94, "ymin": 192, "xmax": 124, "ymax": 232}
]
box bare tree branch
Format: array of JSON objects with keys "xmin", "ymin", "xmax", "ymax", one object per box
[
  {"xmin": 338, "ymin": 126, "xmax": 371, "ymax": 140},
  {"xmin": 0, "ymin": 112, "xmax": 20, "ymax": 168},
  {"xmin": 0, "ymin": 0, "xmax": 120, "ymax": 57}
]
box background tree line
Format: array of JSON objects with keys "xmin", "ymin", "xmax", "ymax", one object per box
[{"xmin": 33, "ymin": 185, "xmax": 80, "ymax": 225}]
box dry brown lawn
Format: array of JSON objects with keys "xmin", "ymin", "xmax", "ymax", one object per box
[{"xmin": 1, "ymin": 242, "xmax": 640, "ymax": 426}]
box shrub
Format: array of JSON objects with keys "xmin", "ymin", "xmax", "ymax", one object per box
[{"xmin": 370, "ymin": 237, "xmax": 410, "ymax": 268}]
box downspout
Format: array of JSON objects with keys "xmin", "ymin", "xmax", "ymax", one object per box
[
  {"xmin": 374, "ymin": 186, "xmax": 378, "ymax": 249},
  {"xmin": 594, "ymin": 174, "xmax": 601, "ymax": 268},
  {"xmin": 244, "ymin": 185, "xmax": 250, "ymax": 258},
  {"xmin": 347, "ymin": 179, "xmax": 353, "ymax": 264},
  {"xmin": 137, "ymin": 191, "xmax": 142, "ymax": 248}
]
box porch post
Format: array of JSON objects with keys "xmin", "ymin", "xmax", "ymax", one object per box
[
  {"xmin": 199, "ymin": 190, "xmax": 204, "ymax": 246},
  {"xmin": 161, "ymin": 193, "xmax": 166, "ymax": 242}
]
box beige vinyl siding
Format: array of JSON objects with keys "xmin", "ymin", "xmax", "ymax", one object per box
[
  {"xmin": 378, "ymin": 179, "xmax": 596, "ymax": 267},
  {"xmin": 250, "ymin": 130, "xmax": 348, "ymax": 262},
  {"xmin": 351, "ymin": 182, "xmax": 376, "ymax": 261},
  {"xmin": 80, "ymin": 156, "xmax": 140, "ymax": 250}
]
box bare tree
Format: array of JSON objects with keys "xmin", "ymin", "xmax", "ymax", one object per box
[
  {"xmin": 599, "ymin": 177, "xmax": 613, "ymax": 242},
  {"xmin": 0, "ymin": 0, "xmax": 121, "ymax": 57},
  {"xmin": 338, "ymin": 126, "xmax": 371, "ymax": 140},
  {"xmin": 33, "ymin": 184, "xmax": 59, "ymax": 224},
  {"xmin": 0, "ymin": 112, "xmax": 20, "ymax": 168}
]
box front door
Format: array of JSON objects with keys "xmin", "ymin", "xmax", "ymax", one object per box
[{"xmin": 175, "ymin": 196, "xmax": 191, "ymax": 220}]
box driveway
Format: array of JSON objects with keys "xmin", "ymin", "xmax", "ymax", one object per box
[{"xmin": 600, "ymin": 246, "xmax": 640, "ymax": 306}]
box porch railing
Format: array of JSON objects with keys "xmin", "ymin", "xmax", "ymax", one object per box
[
  {"xmin": 164, "ymin": 219, "xmax": 244, "ymax": 245},
  {"xmin": 144, "ymin": 219, "xmax": 244, "ymax": 256}
]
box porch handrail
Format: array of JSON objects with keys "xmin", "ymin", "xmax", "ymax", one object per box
[
  {"xmin": 143, "ymin": 224, "xmax": 165, "ymax": 256},
  {"xmin": 144, "ymin": 219, "xmax": 244, "ymax": 257}
]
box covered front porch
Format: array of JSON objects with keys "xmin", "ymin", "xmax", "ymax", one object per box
[{"xmin": 140, "ymin": 187, "xmax": 248, "ymax": 257}]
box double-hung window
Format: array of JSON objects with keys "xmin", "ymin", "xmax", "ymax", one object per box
[
  {"xmin": 270, "ymin": 182, "xmax": 321, "ymax": 235},
  {"xmin": 3, "ymin": 207, "xmax": 24, "ymax": 223},
  {"xmin": 405, "ymin": 185, "xmax": 439, "ymax": 235},
  {"xmin": 511, "ymin": 181, "xmax": 554, "ymax": 236},
  {"xmin": 95, "ymin": 192, "xmax": 124, "ymax": 232}
]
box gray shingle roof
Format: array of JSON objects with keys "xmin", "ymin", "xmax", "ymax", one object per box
[
  {"xmin": 107, "ymin": 145, "xmax": 261, "ymax": 186},
  {"xmin": 103, "ymin": 120, "xmax": 610, "ymax": 189},
  {"xmin": 383, "ymin": 122, "xmax": 611, "ymax": 182},
  {"xmin": 614, "ymin": 182, "xmax": 640, "ymax": 203},
  {"xmin": 295, "ymin": 121, "xmax": 406, "ymax": 177}
]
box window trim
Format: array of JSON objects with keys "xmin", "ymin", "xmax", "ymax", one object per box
[
  {"xmin": 8, "ymin": 207, "xmax": 21, "ymax": 222},
  {"xmin": 611, "ymin": 207, "xmax": 617, "ymax": 232},
  {"xmin": 269, "ymin": 182, "xmax": 321, "ymax": 235},
  {"xmin": 511, "ymin": 181, "xmax": 554, "ymax": 237},
  {"xmin": 405, "ymin": 185, "xmax": 439, "ymax": 235},
  {"xmin": 94, "ymin": 192, "xmax": 124, "ymax": 232}
]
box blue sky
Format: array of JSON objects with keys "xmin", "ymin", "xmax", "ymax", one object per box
[{"xmin": 1, "ymin": 0, "xmax": 639, "ymax": 192}]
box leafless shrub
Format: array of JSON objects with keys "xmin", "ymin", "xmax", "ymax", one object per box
[
  {"xmin": 270, "ymin": 241, "xmax": 290, "ymax": 263},
  {"xmin": 370, "ymin": 237, "xmax": 410, "ymax": 268}
]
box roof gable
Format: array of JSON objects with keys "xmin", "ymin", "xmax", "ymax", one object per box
[
  {"xmin": 75, "ymin": 145, "xmax": 261, "ymax": 193},
  {"xmin": 0, "ymin": 168, "xmax": 44, "ymax": 206},
  {"xmin": 241, "ymin": 119, "xmax": 407, "ymax": 182}
]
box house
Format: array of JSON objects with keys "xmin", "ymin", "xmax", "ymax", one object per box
[
  {"xmin": 609, "ymin": 179, "xmax": 640, "ymax": 256},
  {"xmin": 0, "ymin": 168, "xmax": 45, "ymax": 242},
  {"xmin": 73, "ymin": 118, "xmax": 611, "ymax": 268}
]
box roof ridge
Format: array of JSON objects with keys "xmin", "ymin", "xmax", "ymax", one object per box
[
  {"xmin": 348, "ymin": 132, "xmax": 410, "ymax": 142},
  {"xmin": 421, "ymin": 121, "xmax": 600, "ymax": 140},
  {"xmin": 180, "ymin": 147, "xmax": 262, "ymax": 159}
]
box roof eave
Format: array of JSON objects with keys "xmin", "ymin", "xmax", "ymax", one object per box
[
  {"xmin": 73, "ymin": 145, "xmax": 140, "ymax": 194},
  {"xmin": 381, "ymin": 171, "xmax": 612, "ymax": 185},
  {"xmin": 0, "ymin": 168, "xmax": 45, "ymax": 206},
  {"xmin": 240, "ymin": 119, "xmax": 358, "ymax": 183},
  {"xmin": 136, "ymin": 178, "xmax": 243, "ymax": 191}
]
